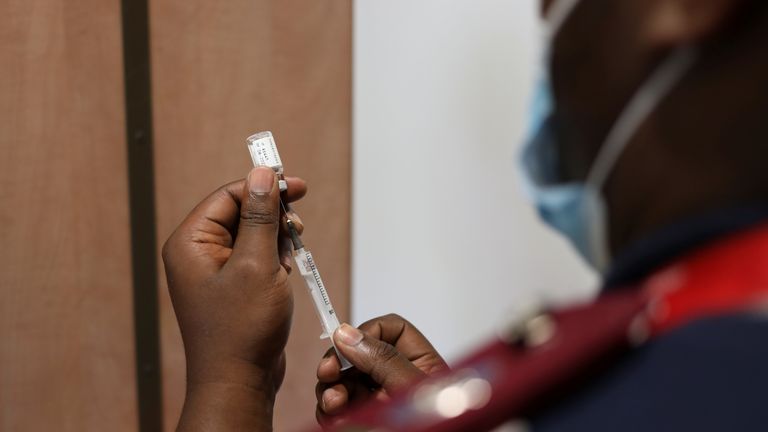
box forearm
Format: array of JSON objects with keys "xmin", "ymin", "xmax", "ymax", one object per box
[
  {"xmin": 177, "ymin": 359, "xmax": 278, "ymax": 432},
  {"xmin": 178, "ymin": 382, "xmax": 275, "ymax": 432}
]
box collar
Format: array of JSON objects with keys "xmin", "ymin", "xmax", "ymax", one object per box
[{"xmin": 604, "ymin": 204, "xmax": 768, "ymax": 289}]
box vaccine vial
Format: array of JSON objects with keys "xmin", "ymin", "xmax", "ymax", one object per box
[{"xmin": 247, "ymin": 131, "xmax": 287, "ymax": 191}]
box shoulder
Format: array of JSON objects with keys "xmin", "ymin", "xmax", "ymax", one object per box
[{"xmin": 531, "ymin": 312, "xmax": 768, "ymax": 432}]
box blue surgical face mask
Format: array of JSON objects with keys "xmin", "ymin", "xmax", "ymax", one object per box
[{"xmin": 520, "ymin": 0, "xmax": 698, "ymax": 273}]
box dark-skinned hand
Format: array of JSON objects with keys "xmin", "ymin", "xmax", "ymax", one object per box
[
  {"xmin": 162, "ymin": 167, "xmax": 306, "ymax": 431},
  {"xmin": 315, "ymin": 314, "xmax": 449, "ymax": 428}
]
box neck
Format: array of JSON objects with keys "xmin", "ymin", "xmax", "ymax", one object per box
[
  {"xmin": 606, "ymin": 205, "xmax": 768, "ymax": 287},
  {"xmin": 606, "ymin": 6, "xmax": 768, "ymax": 257}
]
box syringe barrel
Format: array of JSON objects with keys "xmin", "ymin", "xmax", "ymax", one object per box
[{"xmin": 294, "ymin": 248, "xmax": 353, "ymax": 370}]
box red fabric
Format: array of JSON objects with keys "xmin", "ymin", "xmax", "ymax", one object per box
[{"xmin": 642, "ymin": 224, "xmax": 768, "ymax": 335}]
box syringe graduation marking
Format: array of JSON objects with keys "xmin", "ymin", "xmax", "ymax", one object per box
[{"xmin": 305, "ymin": 252, "xmax": 333, "ymax": 310}]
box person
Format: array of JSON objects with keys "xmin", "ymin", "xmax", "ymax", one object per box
[{"xmin": 161, "ymin": 0, "xmax": 768, "ymax": 430}]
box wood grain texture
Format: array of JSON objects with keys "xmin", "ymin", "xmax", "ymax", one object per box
[
  {"xmin": 149, "ymin": 1, "xmax": 352, "ymax": 430},
  {"xmin": 0, "ymin": 0, "xmax": 137, "ymax": 430}
]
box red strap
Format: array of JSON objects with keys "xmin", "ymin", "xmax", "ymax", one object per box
[
  {"xmin": 316, "ymin": 289, "xmax": 647, "ymax": 432},
  {"xmin": 641, "ymin": 224, "xmax": 768, "ymax": 335}
]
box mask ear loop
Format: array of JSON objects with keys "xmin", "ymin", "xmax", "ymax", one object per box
[
  {"xmin": 582, "ymin": 47, "xmax": 698, "ymax": 273},
  {"xmin": 586, "ymin": 46, "xmax": 699, "ymax": 189},
  {"xmin": 545, "ymin": 0, "xmax": 584, "ymax": 39}
]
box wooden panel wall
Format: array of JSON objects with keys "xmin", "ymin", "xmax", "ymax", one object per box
[
  {"xmin": 1, "ymin": 1, "xmax": 350, "ymax": 430},
  {"xmin": 0, "ymin": 0, "xmax": 138, "ymax": 430},
  {"xmin": 149, "ymin": 1, "xmax": 352, "ymax": 430}
]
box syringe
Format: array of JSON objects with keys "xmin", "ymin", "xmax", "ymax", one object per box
[
  {"xmin": 246, "ymin": 131, "xmax": 353, "ymax": 371},
  {"xmin": 285, "ymin": 219, "xmax": 353, "ymax": 370}
]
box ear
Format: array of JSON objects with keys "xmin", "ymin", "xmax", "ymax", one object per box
[{"xmin": 644, "ymin": 0, "xmax": 748, "ymax": 47}]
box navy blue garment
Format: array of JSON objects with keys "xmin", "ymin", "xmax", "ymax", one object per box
[
  {"xmin": 532, "ymin": 206, "xmax": 768, "ymax": 431},
  {"xmin": 532, "ymin": 313, "xmax": 768, "ymax": 432}
]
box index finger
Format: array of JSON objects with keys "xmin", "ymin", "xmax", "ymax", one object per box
[
  {"xmin": 181, "ymin": 175, "xmax": 307, "ymax": 239},
  {"xmin": 163, "ymin": 176, "xmax": 308, "ymax": 278},
  {"xmin": 282, "ymin": 176, "xmax": 308, "ymax": 203},
  {"xmin": 318, "ymin": 348, "xmax": 342, "ymax": 383}
]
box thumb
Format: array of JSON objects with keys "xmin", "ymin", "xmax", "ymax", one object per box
[
  {"xmin": 334, "ymin": 323, "xmax": 426, "ymax": 392},
  {"xmin": 230, "ymin": 167, "xmax": 281, "ymax": 268}
]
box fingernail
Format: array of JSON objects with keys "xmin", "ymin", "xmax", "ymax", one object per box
[
  {"xmin": 336, "ymin": 323, "xmax": 363, "ymax": 346},
  {"xmin": 288, "ymin": 211, "xmax": 303, "ymax": 226},
  {"xmin": 248, "ymin": 167, "xmax": 275, "ymax": 194},
  {"xmin": 322, "ymin": 388, "xmax": 341, "ymax": 409},
  {"xmin": 319, "ymin": 357, "xmax": 332, "ymax": 370},
  {"xmin": 288, "ymin": 212, "xmax": 304, "ymax": 232}
]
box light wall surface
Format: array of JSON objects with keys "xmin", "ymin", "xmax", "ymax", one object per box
[{"xmin": 353, "ymin": 0, "xmax": 598, "ymax": 361}]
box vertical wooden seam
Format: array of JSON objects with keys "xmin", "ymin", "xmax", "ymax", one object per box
[{"xmin": 120, "ymin": 0, "xmax": 164, "ymax": 429}]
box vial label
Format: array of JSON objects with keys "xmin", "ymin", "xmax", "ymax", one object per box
[{"xmin": 247, "ymin": 131, "xmax": 283, "ymax": 173}]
